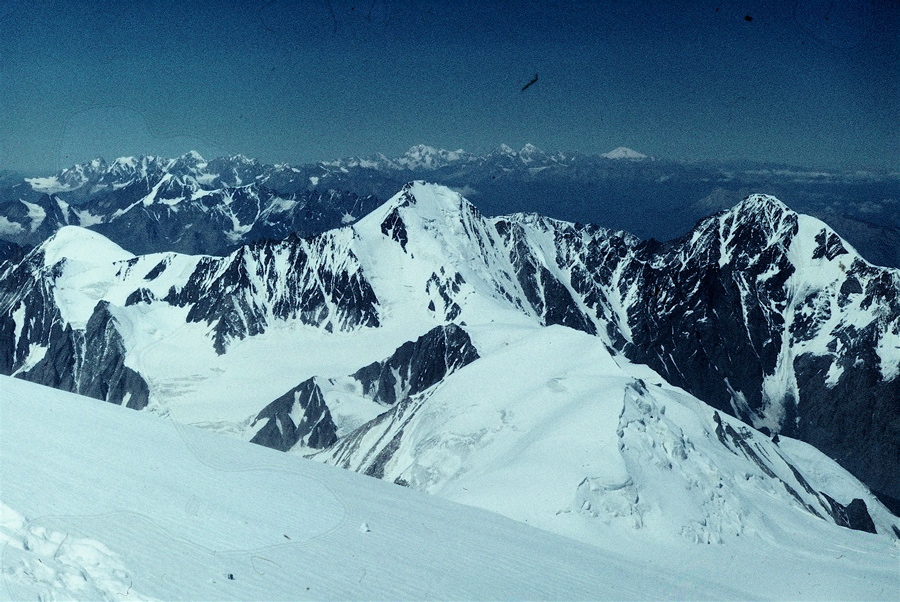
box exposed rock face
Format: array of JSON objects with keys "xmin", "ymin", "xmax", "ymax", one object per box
[
  {"xmin": 164, "ymin": 232, "xmax": 381, "ymax": 354},
  {"xmin": 792, "ymin": 351, "xmax": 900, "ymax": 513},
  {"xmin": 249, "ymin": 324, "xmax": 480, "ymax": 455},
  {"xmin": 16, "ymin": 301, "xmax": 149, "ymax": 409},
  {"xmin": 710, "ymin": 410, "xmax": 876, "ymax": 533},
  {"xmin": 596, "ymin": 198, "xmax": 900, "ymax": 505},
  {"xmin": 351, "ymin": 324, "xmax": 480, "ymax": 405},
  {"xmin": 493, "ymin": 194, "xmax": 898, "ymax": 505},
  {"xmin": 0, "ymin": 238, "xmax": 148, "ymax": 409},
  {"xmin": 494, "ymin": 216, "xmax": 597, "ymax": 335},
  {"xmin": 87, "ymin": 184, "xmax": 381, "ymax": 256},
  {"xmin": 0, "ymin": 239, "xmax": 26, "ymax": 271},
  {"xmin": 250, "ymin": 377, "xmax": 337, "ymax": 451}
]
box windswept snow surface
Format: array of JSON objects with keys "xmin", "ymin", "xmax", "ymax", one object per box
[{"xmin": 1, "ymin": 376, "xmax": 897, "ymax": 601}]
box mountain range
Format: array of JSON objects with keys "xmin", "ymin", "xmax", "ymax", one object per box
[
  {"xmin": 2, "ymin": 146, "xmax": 898, "ymax": 267},
  {"xmin": 1, "ymin": 180, "xmax": 897, "ymax": 543}
]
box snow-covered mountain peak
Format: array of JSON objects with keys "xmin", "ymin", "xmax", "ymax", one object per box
[
  {"xmin": 394, "ymin": 181, "xmax": 472, "ymax": 214},
  {"xmin": 25, "ymin": 158, "xmax": 110, "ymax": 194},
  {"xmin": 167, "ymin": 150, "xmax": 208, "ymax": 173},
  {"xmin": 517, "ymin": 143, "xmax": 547, "ymax": 164},
  {"xmin": 732, "ymin": 193, "xmax": 792, "ymax": 215},
  {"xmin": 709, "ymin": 193, "xmax": 801, "ymax": 259},
  {"xmin": 346, "ymin": 181, "xmax": 538, "ymax": 328},
  {"xmin": 111, "ymin": 156, "xmax": 138, "ymax": 168},
  {"xmin": 181, "ymin": 150, "xmax": 206, "ymax": 162},
  {"xmin": 225, "ymin": 153, "xmax": 256, "ymax": 165},
  {"xmin": 105, "ymin": 155, "xmax": 162, "ymax": 180},
  {"xmin": 395, "ymin": 145, "xmax": 473, "ymax": 170},
  {"xmin": 601, "ymin": 147, "xmax": 647, "ymax": 160},
  {"xmin": 38, "ymin": 225, "xmax": 134, "ymax": 267}
]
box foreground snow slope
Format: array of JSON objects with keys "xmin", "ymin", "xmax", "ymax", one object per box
[{"xmin": 1, "ymin": 377, "xmax": 898, "ymax": 601}]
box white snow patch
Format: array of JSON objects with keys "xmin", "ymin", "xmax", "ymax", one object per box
[
  {"xmin": 25, "ymin": 176, "xmax": 77, "ymax": 194},
  {"xmin": 20, "ymin": 201, "xmax": 46, "ymax": 232},
  {"xmin": 878, "ymin": 327, "xmax": 900, "ymax": 381},
  {"xmin": 41, "ymin": 226, "xmax": 134, "ymax": 267},
  {"xmin": 602, "ymin": 147, "xmax": 647, "ymax": 160},
  {"xmin": 10, "ymin": 343, "xmax": 48, "ymax": 375},
  {"xmin": 0, "ymin": 215, "xmax": 23, "ymax": 236},
  {"xmin": 0, "ymin": 374, "xmax": 824, "ymax": 601},
  {"xmin": 70, "ymin": 207, "xmax": 105, "ymax": 228}
]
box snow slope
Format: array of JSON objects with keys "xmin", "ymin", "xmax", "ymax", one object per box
[
  {"xmin": 314, "ymin": 323, "xmax": 899, "ymax": 543},
  {"xmin": 1, "ymin": 376, "xmax": 897, "ymax": 601}
]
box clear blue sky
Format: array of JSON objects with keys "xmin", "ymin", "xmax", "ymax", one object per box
[{"xmin": 1, "ymin": 0, "xmax": 897, "ymax": 173}]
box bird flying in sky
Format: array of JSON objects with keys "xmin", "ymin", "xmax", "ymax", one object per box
[{"xmin": 521, "ymin": 73, "xmax": 538, "ymax": 92}]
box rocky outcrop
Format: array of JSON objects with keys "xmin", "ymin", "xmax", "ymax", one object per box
[
  {"xmin": 17, "ymin": 301, "xmax": 149, "ymax": 409},
  {"xmin": 250, "ymin": 378, "xmax": 337, "ymax": 451},
  {"xmin": 351, "ymin": 324, "xmax": 480, "ymax": 405},
  {"xmin": 250, "ymin": 324, "xmax": 480, "ymax": 454},
  {"xmin": 164, "ymin": 232, "xmax": 380, "ymax": 354}
]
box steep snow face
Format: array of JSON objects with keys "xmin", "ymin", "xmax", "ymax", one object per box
[
  {"xmin": 313, "ymin": 325, "xmax": 899, "ymax": 546},
  {"xmin": 492, "ymin": 212, "xmax": 638, "ymax": 341},
  {"xmin": 350, "ymin": 182, "xmax": 538, "ymax": 328},
  {"xmin": 348, "ymin": 182, "xmax": 627, "ymax": 337}
]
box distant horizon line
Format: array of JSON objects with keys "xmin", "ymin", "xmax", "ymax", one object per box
[{"xmin": 3, "ymin": 144, "xmax": 897, "ymax": 178}]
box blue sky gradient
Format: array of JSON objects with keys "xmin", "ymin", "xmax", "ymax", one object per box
[{"xmin": 1, "ymin": 0, "xmax": 897, "ymax": 173}]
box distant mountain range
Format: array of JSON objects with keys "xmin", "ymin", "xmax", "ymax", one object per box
[{"xmin": 2, "ymin": 145, "xmax": 898, "ymax": 267}]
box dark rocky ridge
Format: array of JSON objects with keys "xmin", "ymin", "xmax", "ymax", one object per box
[
  {"xmin": 250, "ymin": 324, "xmax": 480, "ymax": 454},
  {"xmin": 596, "ymin": 199, "xmax": 900, "ymax": 505},
  {"xmin": 250, "ymin": 377, "xmax": 337, "ymax": 451},
  {"xmin": 0, "ymin": 177, "xmax": 380, "ymax": 256},
  {"xmin": 352, "ymin": 323, "xmax": 480, "ymax": 406},
  {"xmin": 164, "ymin": 233, "xmax": 381, "ymax": 354},
  {"xmin": 15, "ymin": 301, "xmax": 149, "ymax": 409}
]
